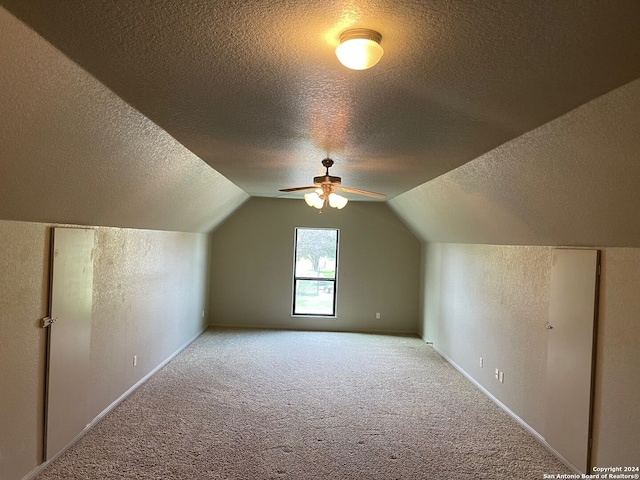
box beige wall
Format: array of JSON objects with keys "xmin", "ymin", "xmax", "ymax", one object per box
[
  {"xmin": 0, "ymin": 220, "xmax": 209, "ymax": 480},
  {"xmin": 209, "ymin": 198, "xmax": 421, "ymax": 334},
  {"xmin": 423, "ymin": 243, "xmax": 640, "ymax": 469},
  {"xmin": 0, "ymin": 222, "xmax": 49, "ymax": 480}
]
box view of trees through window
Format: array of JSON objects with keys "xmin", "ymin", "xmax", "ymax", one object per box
[{"xmin": 293, "ymin": 228, "xmax": 339, "ymax": 316}]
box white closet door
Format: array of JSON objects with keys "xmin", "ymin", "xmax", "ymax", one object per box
[
  {"xmin": 545, "ymin": 248, "xmax": 599, "ymax": 473},
  {"xmin": 45, "ymin": 228, "xmax": 94, "ymax": 460}
]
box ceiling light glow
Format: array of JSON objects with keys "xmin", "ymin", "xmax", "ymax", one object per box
[
  {"xmin": 304, "ymin": 192, "xmax": 325, "ymax": 209},
  {"xmin": 328, "ymin": 193, "xmax": 348, "ymax": 209},
  {"xmin": 336, "ymin": 29, "xmax": 383, "ymax": 70},
  {"xmin": 304, "ymin": 190, "xmax": 348, "ymax": 210}
]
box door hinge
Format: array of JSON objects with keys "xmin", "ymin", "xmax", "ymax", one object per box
[{"xmin": 42, "ymin": 317, "xmax": 57, "ymax": 328}]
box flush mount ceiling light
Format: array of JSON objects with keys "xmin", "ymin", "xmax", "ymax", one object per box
[{"xmin": 335, "ymin": 28, "xmax": 383, "ymax": 70}]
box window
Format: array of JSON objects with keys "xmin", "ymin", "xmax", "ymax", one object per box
[{"xmin": 292, "ymin": 228, "xmax": 339, "ymax": 316}]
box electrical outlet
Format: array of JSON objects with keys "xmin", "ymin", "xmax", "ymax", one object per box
[
  {"xmin": 499, "ymin": 371, "xmax": 505, "ymax": 383},
  {"xmin": 133, "ymin": 355, "xmax": 137, "ymax": 367},
  {"xmin": 495, "ymin": 368, "xmax": 499, "ymax": 380},
  {"xmin": 376, "ymin": 312, "xmax": 381, "ymax": 319},
  {"xmin": 479, "ymin": 357, "xmax": 483, "ymax": 368}
]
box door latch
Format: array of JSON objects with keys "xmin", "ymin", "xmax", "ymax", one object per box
[{"xmin": 42, "ymin": 317, "xmax": 57, "ymax": 328}]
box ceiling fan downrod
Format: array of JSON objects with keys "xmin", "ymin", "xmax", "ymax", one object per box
[{"xmin": 321, "ymin": 158, "xmax": 334, "ymax": 175}]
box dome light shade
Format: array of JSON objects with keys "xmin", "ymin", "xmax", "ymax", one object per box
[
  {"xmin": 304, "ymin": 192, "xmax": 325, "ymax": 209},
  {"xmin": 304, "ymin": 190, "xmax": 348, "ymax": 210},
  {"xmin": 336, "ymin": 29, "xmax": 383, "ymax": 70},
  {"xmin": 328, "ymin": 193, "xmax": 348, "ymax": 209}
]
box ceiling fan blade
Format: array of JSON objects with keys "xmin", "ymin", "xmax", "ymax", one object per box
[
  {"xmin": 337, "ymin": 186, "xmax": 386, "ymax": 199},
  {"xmin": 279, "ymin": 186, "xmax": 317, "ymax": 192}
]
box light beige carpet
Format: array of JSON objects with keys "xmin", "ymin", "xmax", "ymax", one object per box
[{"xmin": 35, "ymin": 328, "xmax": 573, "ymax": 479}]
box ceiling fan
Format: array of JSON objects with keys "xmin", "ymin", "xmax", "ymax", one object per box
[{"xmin": 279, "ymin": 158, "xmax": 385, "ymax": 210}]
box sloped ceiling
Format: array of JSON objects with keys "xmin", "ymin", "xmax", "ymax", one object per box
[
  {"xmin": 3, "ymin": 0, "xmax": 640, "ymax": 201},
  {"xmin": 389, "ymin": 78, "xmax": 640, "ymax": 247},
  {"xmin": 0, "ymin": 8, "xmax": 248, "ymax": 232},
  {"xmin": 1, "ymin": 2, "xmax": 640, "ymax": 242}
]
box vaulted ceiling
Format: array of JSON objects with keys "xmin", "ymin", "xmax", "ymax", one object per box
[
  {"xmin": 1, "ymin": 1, "xmax": 640, "ymax": 242},
  {"xmin": 389, "ymin": 78, "xmax": 640, "ymax": 247},
  {"xmin": 4, "ymin": 0, "xmax": 640, "ymax": 198}
]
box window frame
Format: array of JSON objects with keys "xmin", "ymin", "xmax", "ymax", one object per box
[{"xmin": 291, "ymin": 227, "xmax": 340, "ymax": 318}]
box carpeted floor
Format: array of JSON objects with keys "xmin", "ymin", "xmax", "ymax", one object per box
[{"xmin": 35, "ymin": 328, "xmax": 573, "ymax": 479}]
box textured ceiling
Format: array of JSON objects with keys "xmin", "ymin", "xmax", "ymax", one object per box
[
  {"xmin": 4, "ymin": 0, "xmax": 640, "ymax": 200},
  {"xmin": 0, "ymin": 8, "xmax": 248, "ymax": 233},
  {"xmin": 389, "ymin": 78, "xmax": 640, "ymax": 247}
]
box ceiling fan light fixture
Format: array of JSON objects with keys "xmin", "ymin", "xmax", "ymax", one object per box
[
  {"xmin": 336, "ymin": 29, "xmax": 383, "ymax": 70},
  {"xmin": 328, "ymin": 193, "xmax": 348, "ymax": 209},
  {"xmin": 280, "ymin": 158, "xmax": 385, "ymax": 210},
  {"xmin": 304, "ymin": 192, "xmax": 325, "ymax": 209}
]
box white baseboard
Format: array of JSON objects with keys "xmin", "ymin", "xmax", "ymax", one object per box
[
  {"xmin": 430, "ymin": 343, "xmax": 583, "ymax": 476},
  {"xmin": 22, "ymin": 327, "xmax": 206, "ymax": 480}
]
